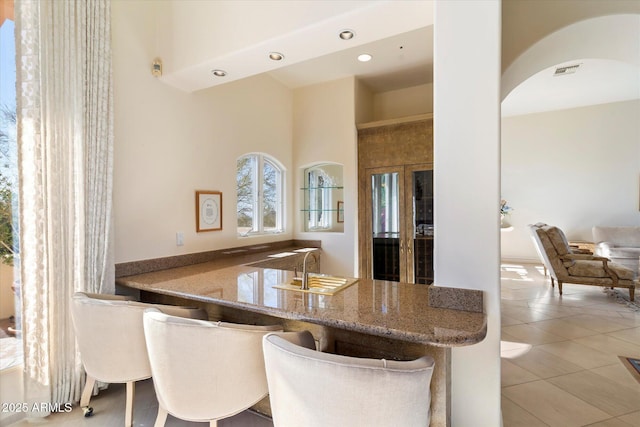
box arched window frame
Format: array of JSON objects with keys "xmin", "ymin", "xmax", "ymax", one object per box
[{"xmin": 236, "ymin": 153, "xmax": 284, "ymax": 237}]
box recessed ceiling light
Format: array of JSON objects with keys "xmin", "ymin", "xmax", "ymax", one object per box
[
  {"xmin": 339, "ymin": 30, "xmax": 355, "ymax": 40},
  {"xmin": 269, "ymin": 52, "xmax": 285, "ymax": 61},
  {"xmin": 357, "ymin": 54, "xmax": 372, "ymax": 62},
  {"xmin": 211, "ymin": 69, "xmax": 227, "ymax": 77}
]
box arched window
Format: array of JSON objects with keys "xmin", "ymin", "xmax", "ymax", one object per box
[{"xmin": 236, "ymin": 153, "xmax": 284, "ymax": 236}]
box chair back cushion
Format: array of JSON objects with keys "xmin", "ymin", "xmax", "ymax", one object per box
[
  {"xmin": 545, "ymin": 226, "xmax": 572, "ymax": 256},
  {"xmin": 143, "ymin": 311, "xmax": 282, "ymax": 422},
  {"xmin": 530, "ymin": 225, "xmax": 570, "ymax": 279},
  {"xmin": 71, "ymin": 293, "xmax": 154, "ymax": 383},
  {"xmin": 263, "ymin": 333, "xmax": 435, "ymax": 427},
  {"xmin": 71, "ymin": 293, "xmax": 207, "ymax": 383},
  {"xmin": 528, "ymin": 223, "xmax": 553, "ymax": 274}
]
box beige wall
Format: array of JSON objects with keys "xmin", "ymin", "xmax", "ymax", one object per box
[
  {"xmin": 113, "ymin": 1, "xmax": 294, "ymax": 263},
  {"xmin": 502, "ymin": 1, "xmax": 640, "ymax": 73},
  {"xmin": 373, "ymin": 83, "xmax": 433, "ymax": 120},
  {"xmin": 501, "ymin": 99, "xmax": 640, "ymax": 262},
  {"xmin": 355, "ymin": 80, "xmax": 374, "ymax": 125},
  {"xmin": 292, "ymin": 78, "xmax": 358, "ymax": 276},
  {"xmin": 502, "ymin": 14, "xmax": 640, "ymax": 103}
]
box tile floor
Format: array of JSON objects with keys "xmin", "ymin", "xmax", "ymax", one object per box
[
  {"xmin": 5, "ymin": 378, "xmax": 273, "ymax": 426},
  {"xmin": 6, "ymin": 262, "xmax": 640, "ymax": 426},
  {"xmin": 501, "ymin": 262, "xmax": 640, "ymax": 427}
]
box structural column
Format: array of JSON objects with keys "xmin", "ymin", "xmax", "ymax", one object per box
[{"xmin": 434, "ymin": 1, "xmax": 502, "ymax": 425}]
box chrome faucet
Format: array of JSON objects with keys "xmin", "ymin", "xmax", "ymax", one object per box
[{"xmin": 301, "ymin": 251, "xmax": 319, "ymax": 290}]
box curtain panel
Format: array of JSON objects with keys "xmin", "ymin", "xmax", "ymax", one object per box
[{"xmin": 15, "ymin": 0, "xmax": 114, "ymax": 415}]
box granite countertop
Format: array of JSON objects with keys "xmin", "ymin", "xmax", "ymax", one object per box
[{"xmin": 116, "ymin": 249, "xmax": 487, "ymax": 348}]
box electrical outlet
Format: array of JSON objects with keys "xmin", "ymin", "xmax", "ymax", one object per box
[{"xmin": 176, "ymin": 232, "xmax": 184, "ymax": 246}]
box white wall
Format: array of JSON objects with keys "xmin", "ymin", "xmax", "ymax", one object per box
[
  {"xmin": 501, "ymin": 99, "xmax": 640, "ymax": 262},
  {"xmin": 112, "ymin": 1, "xmax": 294, "ymax": 263},
  {"xmin": 292, "ymin": 78, "xmax": 358, "ymax": 277},
  {"xmin": 434, "ymin": 1, "xmax": 502, "ymax": 425}
]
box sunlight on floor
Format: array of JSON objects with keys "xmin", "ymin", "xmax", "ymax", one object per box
[
  {"xmin": 500, "ymin": 340, "xmax": 533, "ymax": 359},
  {"xmin": 500, "ymin": 263, "xmax": 537, "ymax": 282}
]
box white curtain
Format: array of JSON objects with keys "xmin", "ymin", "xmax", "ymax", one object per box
[{"xmin": 15, "ymin": 0, "xmax": 114, "ymax": 415}]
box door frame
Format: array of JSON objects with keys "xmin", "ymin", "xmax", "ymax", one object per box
[{"xmin": 362, "ymin": 163, "xmax": 433, "ymax": 283}]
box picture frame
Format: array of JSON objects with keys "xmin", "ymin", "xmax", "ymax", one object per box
[
  {"xmin": 337, "ymin": 200, "xmax": 344, "ymax": 223},
  {"xmin": 196, "ymin": 190, "xmax": 222, "ymax": 232}
]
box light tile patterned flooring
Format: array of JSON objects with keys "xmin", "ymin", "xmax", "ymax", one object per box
[
  {"xmin": 7, "ymin": 262, "xmax": 640, "ymax": 426},
  {"xmin": 501, "ymin": 262, "xmax": 640, "ymax": 427},
  {"xmin": 6, "ymin": 378, "xmax": 273, "ymax": 426}
]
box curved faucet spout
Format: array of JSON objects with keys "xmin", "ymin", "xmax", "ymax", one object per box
[{"xmin": 301, "ymin": 251, "xmax": 320, "ymax": 290}]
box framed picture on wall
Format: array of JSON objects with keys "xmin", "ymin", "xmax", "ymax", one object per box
[
  {"xmin": 337, "ymin": 201, "xmax": 344, "ymax": 223},
  {"xmin": 196, "ymin": 190, "xmax": 222, "ymax": 232}
]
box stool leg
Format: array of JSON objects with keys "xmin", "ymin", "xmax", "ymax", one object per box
[
  {"xmin": 80, "ymin": 375, "xmax": 95, "ymax": 417},
  {"xmin": 154, "ymin": 407, "xmax": 168, "ymax": 427},
  {"xmin": 125, "ymin": 381, "xmax": 135, "ymax": 427}
]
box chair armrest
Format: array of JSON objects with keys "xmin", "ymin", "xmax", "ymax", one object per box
[
  {"xmin": 265, "ymin": 331, "xmax": 316, "ymax": 350},
  {"xmin": 569, "ymin": 246, "xmax": 593, "ymax": 255},
  {"xmin": 560, "ymin": 254, "xmax": 619, "ymax": 285},
  {"xmin": 76, "ymin": 291, "xmax": 136, "ymax": 302}
]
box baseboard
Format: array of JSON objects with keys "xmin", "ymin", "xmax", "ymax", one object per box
[{"xmin": 500, "ymin": 257, "xmax": 540, "ymax": 265}]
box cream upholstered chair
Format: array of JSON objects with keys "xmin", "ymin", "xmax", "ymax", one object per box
[
  {"xmin": 71, "ymin": 292, "xmax": 208, "ymax": 426},
  {"xmin": 262, "ymin": 331, "xmax": 436, "ymax": 427},
  {"xmin": 593, "ymin": 226, "xmax": 640, "ymax": 277},
  {"xmin": 528, "ymin": 224, "xmax": 637, "ymax": 301},
  {"xmin": 142, "ymin": 310, "xmax": 296, "ymax": 427}
]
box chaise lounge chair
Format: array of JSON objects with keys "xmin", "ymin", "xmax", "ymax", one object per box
[{"xmin": 528, "ymin": 223, "xmax": 636, "ymax": 301}]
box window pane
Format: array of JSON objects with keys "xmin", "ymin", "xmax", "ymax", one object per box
[
  {"xmin": 262, "ymin": 160, "xmax": 279, "ymax": 231},
  {"xmin": 236, "ymin": 155, "xmax": 256, "ymax": 234},
  {"xmin": 237, "ymin": 154, "xmax": 283, "ymax": 236}
]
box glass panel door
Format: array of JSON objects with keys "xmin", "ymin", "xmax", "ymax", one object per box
[
  {"xmin": 366, "ymin": 164, "xmax": 433, "ymax": 284},
  {"xmin": 408, "ymin": 167, "xmax": 434, "ymax": 284},
  {"xmin": 371, "ymin": 171, "xmax": 402, "ymax": 281}
]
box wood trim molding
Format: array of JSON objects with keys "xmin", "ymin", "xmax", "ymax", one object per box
[{"xmin": 356, "ymin": 113, "xmax": 434, "ymax": 130}]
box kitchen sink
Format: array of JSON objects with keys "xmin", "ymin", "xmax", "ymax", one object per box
[{"xmin": 274, "ymin": 273, "xmax": 359, "ymax": 296}]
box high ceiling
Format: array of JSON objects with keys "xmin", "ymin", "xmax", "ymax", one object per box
[
  {"xmin": 268, "ymin": 26, "xmax": 433, "ymax": 93},
  {"xmin": 159, "ymin": 1, "xmax": 639, "ymax": 117}
]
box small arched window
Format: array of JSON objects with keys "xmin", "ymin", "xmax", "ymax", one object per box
[{"xmin": 236, "ymin": 153, "xmax": 284, "ymax": 236}]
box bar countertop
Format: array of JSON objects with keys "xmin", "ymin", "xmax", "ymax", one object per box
[{"xmin": 116, "ymin": 249, "xmax": 487, "ymax": 348}]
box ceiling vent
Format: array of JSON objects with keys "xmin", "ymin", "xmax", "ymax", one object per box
[{"xmin": 554, "ymin": 64, "xmax": 580, "ymax": 76}]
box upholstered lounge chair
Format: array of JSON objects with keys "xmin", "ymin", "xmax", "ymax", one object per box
[
  {"xmin": 528, "ymin": 224, "xmax": 636, "ymax": 301},
  {"xmin": 527, "ymin": 222, "xmax": 592, "ymax": 278}
]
